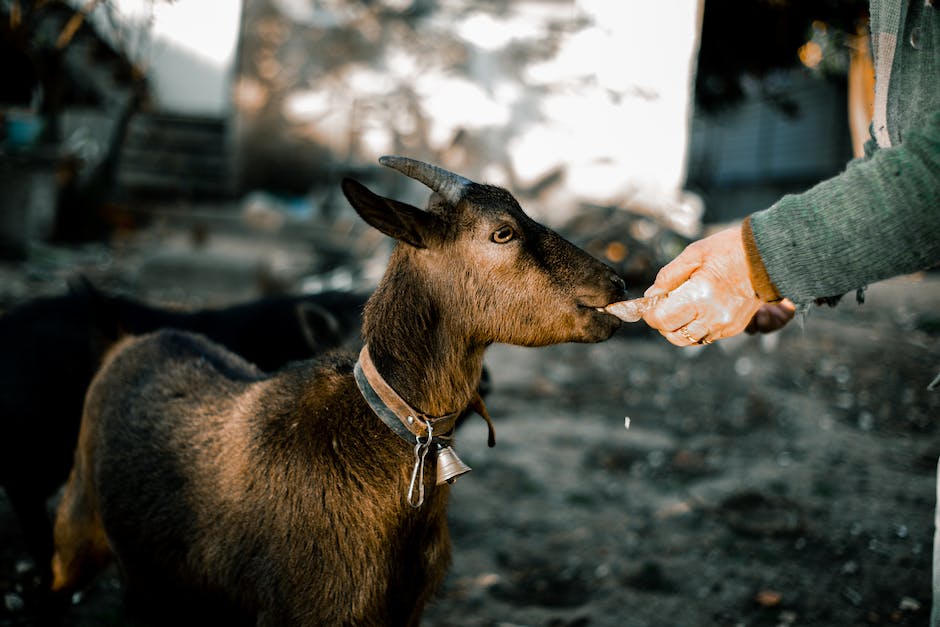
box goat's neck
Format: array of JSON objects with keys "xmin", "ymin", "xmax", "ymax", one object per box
[{"xmin": 364, "ymin": 267, "xmax": 485, "ymax": 419}]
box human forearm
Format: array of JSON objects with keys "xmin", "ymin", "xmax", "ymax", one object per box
[{"xmin": 749, "ymin": 110, "xmax": 940, "ymax": 304}]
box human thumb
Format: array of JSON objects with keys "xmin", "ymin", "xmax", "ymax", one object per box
[{"xmin": 644, "ymin": 248, "xmax": 703, "ymax": 298}]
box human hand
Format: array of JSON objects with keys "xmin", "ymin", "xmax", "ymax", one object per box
[
  {"xmin": 642, "ymin": 226, "xmax": 764, "ymax": 346},
  {"xmin": 745, "ymin": 299, "xmax": 796, "ymax": 334}
]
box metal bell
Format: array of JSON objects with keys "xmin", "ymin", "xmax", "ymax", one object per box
[{"xmin": 436, "ymin": 445, "xmax": 471, "ymax": 485}]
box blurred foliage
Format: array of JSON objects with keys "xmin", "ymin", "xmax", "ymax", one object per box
[{"xmin": 0, "ymin": 0, "xmax": 163, "ymax": 130}]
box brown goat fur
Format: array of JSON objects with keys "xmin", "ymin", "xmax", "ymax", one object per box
[{"xmin": 52, "ymin": 158, "xmax": 627, "ymax": 626}]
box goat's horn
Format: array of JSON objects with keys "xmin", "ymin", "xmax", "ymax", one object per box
[{"xmin": 379, "ymin": 156, "xmax": 471, "ymax": 205}]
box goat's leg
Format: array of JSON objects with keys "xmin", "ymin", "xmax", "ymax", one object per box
[{"xmin": 50, "ymin": 457, "xmax": 111, "ymax": 595}]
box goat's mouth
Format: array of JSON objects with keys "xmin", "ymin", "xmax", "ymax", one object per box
[
  {"xmin": 576, "ymin": 302, "xmax": 610, "ymax": 312},
  {"xmin": 589, "ymin": 305, "xmax": 624, "ymax": 322},
  {"xmin": 577, "ymin": 302, "xmax": 624, "ymax": 325},
  {"xmin": 565, "ymin": 302, "xmax": 622, "ymax": 342},
  {"xmin": 574, "ymin": 291, "xmax": 629, "ymax": 326},
  {"xmin": 579, "ymin": 297, "xmax": 625, "ymax": 314}
]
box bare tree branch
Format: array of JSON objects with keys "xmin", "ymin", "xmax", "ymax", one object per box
[{"xmin": 55, "ymin": 0, "xmax": 101, "ymax": 49}]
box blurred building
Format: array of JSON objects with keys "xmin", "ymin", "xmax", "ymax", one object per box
[
  {"xmin": 1, "ymin": 0, "xmax": 869, "ymax": 256},
  {"xmin": 687, "ymin": 70, "xmax": 853, "ymax": 224},
  {"xmin": 687, "ymin": 0, "xmax": 869, "ymax": 224}
]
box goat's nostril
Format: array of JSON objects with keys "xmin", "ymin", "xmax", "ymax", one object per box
[{"xmin": 609, "ymin": 272, "xmax": 626, "ymax": 292}]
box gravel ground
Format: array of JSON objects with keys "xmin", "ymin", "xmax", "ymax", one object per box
[{"xmin": 1, "ymin": 222, "xmax": 938, "ymax": 627}]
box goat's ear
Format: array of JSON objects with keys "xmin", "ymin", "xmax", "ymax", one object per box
[
  {"xmin": 341, "ymin": 178, "xmax": 442, "ymax": 249},
  {"xmin": 295, "ymin": 302, "xmax": 341, "ymax": 353}
]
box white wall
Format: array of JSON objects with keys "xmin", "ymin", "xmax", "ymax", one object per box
[
  {"xmin": 84, "ymin": 0, "xmax": 242, "ymax": 117},
  {"xmin": 264, "ymin": 0, "xmax": 704, "ymax": 233}
]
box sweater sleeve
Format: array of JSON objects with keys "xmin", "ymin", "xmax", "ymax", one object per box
[
  {"xmin": 741, "ymin": 217, "xmax": 782, "ymax": 302},
  {"xmin": 747, "ymin": 109, "xmax": 940, "ymax": 305}
]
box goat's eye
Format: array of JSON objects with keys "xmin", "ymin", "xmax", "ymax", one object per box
[{"xmin": 491, "ymin": 226, "xmax": 515, "ymax": 244}]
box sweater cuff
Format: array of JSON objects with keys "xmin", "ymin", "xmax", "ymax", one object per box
[{"xmin": 741, "ymin": 217, "xmax": 782, "ymax": 302}]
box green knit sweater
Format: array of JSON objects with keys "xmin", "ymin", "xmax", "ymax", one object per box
[{"xmin": 748, "ymin": 0, "xmax": 940, "ymax": 305}]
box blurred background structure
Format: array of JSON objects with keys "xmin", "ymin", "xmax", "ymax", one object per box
[{"xmin": 0, "ymin": 0, "xmax": 871, "ymax": 303}]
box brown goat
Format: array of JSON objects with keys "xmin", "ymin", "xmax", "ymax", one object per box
[{"xmin": 51, "ymin": 156, "xmax": 627, "ymax": 626}]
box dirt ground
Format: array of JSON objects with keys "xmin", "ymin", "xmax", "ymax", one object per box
[{"xmin": 0, "ymin": 218, "xmax": 938, "ymax": 627}]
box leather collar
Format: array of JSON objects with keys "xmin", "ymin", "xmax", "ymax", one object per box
[{"xmin": 354, "ymin": 344, "xmax": 495, "ymax": 447}]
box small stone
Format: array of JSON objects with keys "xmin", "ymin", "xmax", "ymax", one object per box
[
  {"xmin": 778, "ymin": 610, "xmax": 798, "ymax": 625},
  {"xmin": 4, "ymin": 592, "xmax": 24, "ymax": 613},
  {"xmin": 755, "ymin": 589, "xmax": 782, "ymax": 607},
  {"xmin": 14, "ymin": 559, "xmax": 35, "ymax": 575},
  {"xmin": 899, "ymin": 597, "xmax": 921, "ymax": 611},
  {"xmin": 734, "ymin": 356, "xmax": 754, "ymax": 376}
]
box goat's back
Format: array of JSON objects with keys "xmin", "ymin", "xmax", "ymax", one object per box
[{"xmin": 67, "ymin": 329, "xmax": 450, "ymax": 625}]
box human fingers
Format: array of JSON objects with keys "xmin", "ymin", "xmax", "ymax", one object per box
[
  {"xmin": 642, "ymin": 277, "xmax": 713, "ymax": 334},
  {"xmin": 644, "ymin": 226, "xmax": 766, "ymax": 345},
  {"xmin": 664, "ymin": 318, "xmax": 715, "ymax": 347},
  {"xmin": 745, "ymin": 308, "xmax": 771, "ymax": 335},
  {"xmin": 644, "ymin": 246, "xmax": 704, "ymax": 298},
  {"xmin": 745, "ymin": 299, "xmax": 796, "ymax": 334}
]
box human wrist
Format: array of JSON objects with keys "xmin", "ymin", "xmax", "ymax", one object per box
[{"xmin": 741, "ymin": 217, "xmax": 782, "ymax": 303}]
